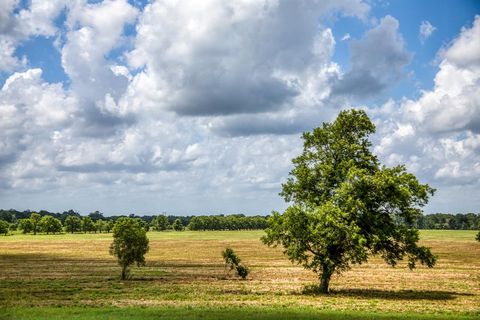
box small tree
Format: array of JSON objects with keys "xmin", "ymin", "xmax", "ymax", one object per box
[
  {"xmin": 476, "ymin": 230, "xmax": 480, "ymax": 242},
  {"xmin": 172, "ymin": 219, "xmax": 184, "ymax": 231},
  {"xmin": 30, "ymin": 213, "xmax": 41, "ymax": 235},
  {"xmin": 262, "ymin": 109, "xmax": 436, "ymax": 293},
  {"xmin": 39, "ymin": 216, "xmax": 63, "ymax": 234},
  {"xmin": 106, "ymin": 220, "xmax": 114, "ymax": 233},
  {"xmin": 0, "ymin": 220, "xmax": 9, "ymax": 235},
  {"xmin": 222, "ymin": 247, "xmax": 250, "ymax": 279},
  {"xmin": 64, "ymin": 216, "xmax": 82, "ymax": 233},
  {"xmin": 109, "ymin": 217, "xmax": 149, "ymax": 280},
  {"xmin": 9, "ymin": 223, "xmax": 17, "ymax": 232},
  {"xmin": 18, "ymin": 219, "xmax": 33, "ymax": 234},
  {"xmin": 95, "ymin": 220, "xmax": 108, "ymax": 233},
  {"xmin": 82, "ymin": 217, "xmax": 94, "ymax": 233},
  {"xmin": 151, "ymin": 215, "xmax": 169, "ymax": 231}
]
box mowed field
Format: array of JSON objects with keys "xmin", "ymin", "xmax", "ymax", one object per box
[{"xmin": 0, "ymin": 230, "xmax": 478, "ymax": 319}]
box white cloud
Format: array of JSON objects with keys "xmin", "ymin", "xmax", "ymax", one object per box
[
  {"xmin": 419, "ymin": 20, "xmax": 436, "ymax": 43},
  {"xmin": 127, "ymin": 0, "xmax": 367, "ymax": 116},
  {"xmin": 0, "ymin": 0, "xmax": 67, "ymax": 72},
  {"xmin": 370, "ymin": 16, "xmax": 480, "ymax": 210},
  {"xmin": 332, "ymin": 15, "xmax": 412, "ymax": 98},
  {"xmin": 341, "ymin": 33, "xmax": 351, "ymax": 41}
]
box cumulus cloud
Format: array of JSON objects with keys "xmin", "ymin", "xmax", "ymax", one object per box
[
  {"xmin": 0, "ymin": 0, "xmax": 67, "ymax": 72},
  {"xmin": 61, "ymin": 0, "xmax": 139, "ymax": 136},
  {"xmin": 127, "ymin": 0, "xmax": 368, "ymax": 116},
  {"xmin": 372, "ymin": 16, "xmax": 480, "ymax": 193},
  {"xmin": 332, "ymin": 15, "xmax": 412, "ymax": 98},
  {"xmin": 419, "ymin": 20, "xmax": 436, "ymax": 43}
]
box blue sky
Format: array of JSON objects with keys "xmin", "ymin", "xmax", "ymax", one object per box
[{"xmin": 0, "ymin": 0, "xmax": 479, "ymax": 215}]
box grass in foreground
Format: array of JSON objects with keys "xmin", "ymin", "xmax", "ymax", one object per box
[
  {"xmin": 2, "ymin": 306, "xmax": 478, "ymax": 320},
  {"xmin": 0, "ymin": 230, "xmax": 479, "ymax": 319}
]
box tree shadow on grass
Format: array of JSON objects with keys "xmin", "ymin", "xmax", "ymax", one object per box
[{"xmin": 301, "ymin": 285, "xmax": 473, "ymax": 300}]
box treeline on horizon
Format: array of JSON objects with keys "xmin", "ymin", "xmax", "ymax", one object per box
[
  {"xmin": 0, "ymin": 209, "xmax": 269, "ymax": 233},
  {"xmin": 0, "ymin": 209, "xmax": 479, "ymax": 232}
]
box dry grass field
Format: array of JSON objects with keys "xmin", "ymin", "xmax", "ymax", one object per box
[{"xmin": 0, "ymin": 230, "xmax": 478, "ymax": 319}]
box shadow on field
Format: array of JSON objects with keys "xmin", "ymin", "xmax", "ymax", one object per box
[{"xmin": 327, "ymin": 288, "xmax": 474, "ymax": 300}]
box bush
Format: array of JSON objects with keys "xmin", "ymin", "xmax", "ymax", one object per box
[{"xmin": 222, "ymin": 247, "xmax": 249, "ymax": 279}]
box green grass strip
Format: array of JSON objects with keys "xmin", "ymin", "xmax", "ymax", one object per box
[{"xmin": 1, "ymin": 306, "xmax": 477, "ymax": 320}]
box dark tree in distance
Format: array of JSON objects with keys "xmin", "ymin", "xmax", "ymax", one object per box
[
  {"xmin": 18, "ymin": 219, "xmax": 33, "ymax": 234},
  {"xmin": 262, "ymin": 109, "xmax": 436, "ymax": 294},
  {"xmin": 82, "ymin": 217, "xmax": 95, "ymax": 233},
  {"xmin": 109, "ymin": 217, "xmax": 149, "ymax": 280},
  {"xmin": 30, "ymin": 212, "xmax": 41, "ymax": 235},
  {"xmin": 172, "ymin": 219, "xmax": 184, "ymax": 231},
  {"xmin": 0, "ymin": 220, "xmax": 9, "ymax": 235},
  {"xmin": 151, "ymin": 215, "xmax": 169, "ymax": 231},
  {"xmin": 64, "ymin": 216, "xmax": 82, "ymax": 233},
  {"xmin": 39, "ymin": 215, "xmax": 63, "ymax": 234}
]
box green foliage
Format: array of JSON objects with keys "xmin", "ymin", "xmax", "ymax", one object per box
[
  {"xmin": 18, "ymin": 218, "xmax": 33, "ymax": 233},
  {"xmin": 222, "ymin": 247, "xmax": 241, "ymax": 269},
  {"xmin": 9, "ymin": 222, "xmax": 17, "ymax": 231},
  {"xmin": 106, "ymin": 220, "xmax": 114, "ymax": 233},
  {"xmin": 30, "ymin": 212, "xmax": 41, "ymax": 235},
  {"xmin": 82, "ymin": 217, "xmax": 95, "ymax": 233},
  {"xmin": 39, "ymin": 215, "xmax": 63, "ymax": 234},
  {"xmin": 151, "ymin": 215, "xmax": 169, "ymax": 231},
  {"xmin": 0, "ymin": 220, "xmax": 9, "ymax": 235},
  {"xmin": 136, "ymin": 218, "xmax": 150, "ymax": 232},
  {"xmin": 94, "ymin": 220, "xmax": 108, "ymax": 233},
  {"xmin": 172, "ymin": 219, "xmax": 184, "ymax": 231},
  {"xmin": 64, "ymin": 216, "xmax": 82, "ymax": 233},
  {"xmin": 235, "ymin": 264, "xmax": 250, "ymax": 279},
  {"xmin": 109, "ymin": 217, "xmax": 150, "ymax": 280},
  {"xmin": 262, "ymin": 109, "xmax": 436, "ymax": 293},
  {"xmin": 476, "ymin": 230, "xmax": 480, "ymax": 242},
  {"xmin": 188, "ymin": 215, "xmax": 268, "ymax": 231},
  {"xmin": 222, "ymin": 247, "xmax": 249, "ymax": 279},
  {"xmin": 417, "ymin": 213, "xmax": 480, "ymax": 230}
]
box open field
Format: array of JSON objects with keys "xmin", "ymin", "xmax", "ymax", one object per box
[{"xmin": 0, "ymin": 230, "xmax": 479, "ymax": 319}]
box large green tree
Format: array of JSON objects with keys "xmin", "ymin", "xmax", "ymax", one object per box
[
  {"xmin": 262, "ymin": 109, "xmax": 436, "ymax": 294},
  {"xmin": 109, "ymin": 217, "xmax": 150, "ymax": 280}
]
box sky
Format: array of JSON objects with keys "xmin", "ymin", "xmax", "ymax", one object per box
[{"xmin": 0, "ymin": 0, "xmax": 479, "ymax": 216}]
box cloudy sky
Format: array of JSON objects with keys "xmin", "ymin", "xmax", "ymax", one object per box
[{"xmin": 0, "ymin": 0, "xmax": 479, "ymax": 216}]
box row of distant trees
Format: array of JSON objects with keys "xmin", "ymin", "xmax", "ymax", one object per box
[
  {"xmin": 0, "ymin": 210, "xmax": 270, "ymax": 235},
  {"xmin": 416, "ymin": 213, "xmax": 479, "ymax": 230},
  {"xmin": 0, "ymin": 209, "xmax": 478, "ymax": 235}
]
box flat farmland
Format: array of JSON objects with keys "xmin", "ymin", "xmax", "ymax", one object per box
[{"xmin": 0, "ymin": 230, "xmax": 478, "ymax": 319}]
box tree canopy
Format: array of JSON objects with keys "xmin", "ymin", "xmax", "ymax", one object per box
[{"xmin": 262, "ymin": 109, "xmax": 436, "ymax": 293}]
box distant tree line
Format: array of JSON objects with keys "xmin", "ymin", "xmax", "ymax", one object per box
[
  {"xmin": 187, "ymin": 215, "xmax": 268, "ymax": 230},
  {"xmin": 416, "ymin": 213, "xmax": 479, "ymax": 230},
  {"xmin": 0, "ymin": 209, "xmax": 270, "ymax": 234},
  {"xmin": 0, "ymin": 209, "xmax": 478, "ymax": 235}
]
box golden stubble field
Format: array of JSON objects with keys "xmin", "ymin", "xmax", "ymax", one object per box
[{"xmin": 0, "ymin": 230, "xmax": 478, "ymax": 316}]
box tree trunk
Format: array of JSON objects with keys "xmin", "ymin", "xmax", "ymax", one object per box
[
  {"xmin": 121, "ymin": 265, "xmax": 127, "ymax": 280},
  {"xmin": 320, "ymin": 267, "xmax": 333, "ymax": 294}
]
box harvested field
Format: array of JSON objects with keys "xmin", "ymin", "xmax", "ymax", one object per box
[{"xmin": 0, "ymin": 230, "xmax": 478, "ymax": 319}]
